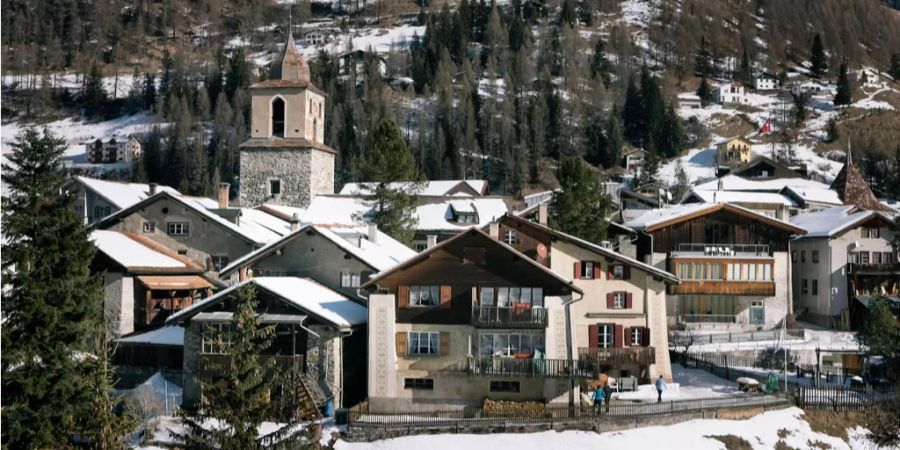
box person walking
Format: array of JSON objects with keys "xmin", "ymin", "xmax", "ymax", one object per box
[
  {"xmin": 593, "ymin": 384, "xmax": 605, "ymax": 414},
  {"xmin": 656, "ymin": 375, "xmax": 667, "ymax": 403},
  {"xmin": 602, "ymin": 381, "xmax": 613, "ymax": 413}
]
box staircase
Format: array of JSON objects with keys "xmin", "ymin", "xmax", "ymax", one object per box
[{"xmin": 292, "ymin": 374, "xmax": 322, "ymax": 421}]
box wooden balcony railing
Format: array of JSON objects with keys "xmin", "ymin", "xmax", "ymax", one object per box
[
  {"xmin": 465, "ymin": 356, "xmax": 596, "ymax": 378},
  {"xmin": 668, "ymin": 281, "xmax": 775, "ymax": 296},
  {"xmin": 577, "ymin": 347, "xmax": 656, "ymax": 365},
  {"xmin": 471, "ymin": 306, "xmax": 548, "ymax": 328},
  {"xmin": 848, "ymin": 263, "xmax": 900, "ymax": 275},
  {"xmin": 678, "ymin": 314, "xmax": 737, "ymax": 324},
  {"xmin": 199, "ymin": 354, "xmax": 305, "ymax": 377}
]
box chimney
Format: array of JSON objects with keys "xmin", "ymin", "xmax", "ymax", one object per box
[
  {"xmin": 368, "ymin": 223, "xmax": 378, "ymax": 244},
  {"xmin": 538, "ymin": 203, "xmax": 548, "ymax": 226},
  {"xmin": 148, "ymin": 183, "xmax": 158, "ymax": 195},
  {"xmin": 488, "ymin": 222, "xmax": 500, "ymax": 240},
  {"xmin": 217, "ymin": 183, "xmax": 230, "ymax": 209},
  {"xmin": 290, "ymin": 213, "xmax": 300, "ymax": 231},
  {"xmin": 426, "ymin": 234, "xmax": 438, "ymax": 249}
]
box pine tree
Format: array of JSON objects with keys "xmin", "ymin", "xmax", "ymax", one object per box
[
  {"xmin": 1, "ymin": 128, "xmax": 103, "ymax": 447},
  {"xmin": 890, "ymin": 53, "xmax": 900, "ymax": 81},
  {"xmin": 809, "ymin": 33, "xmax": 828, "ymax": 78},
  {"xmin": 737, "ymin": 46, "xmax": 753, "ymax": 85},
  {"xmin": 178, "ymin": 284, "xmax": 305, "ymax": 448},
  {"xmin": 185, "ymin": 136, "xmax": 210, "ymax": 196},
  {"xmin": 357, "ymin": 118, "xmax": 421, "ymax": 245},
  {"xmin": 605, "ymin": 107, "xmax": 624, "ymax": 168},
  {"xmin": 84, "ymin": 64, "xmax": 107, "ymax": 117},
  {"xmin": 695, "ymin": 35, "xmax": 713, "ymax": 77},
  {"xmin": 584, "ymin": 110, "xmax": 607, "ymax": 167},
  {"xmin": 559, "ymin": 0, "xmax": 577, "ymax": 27},
  {"xmin": 672, "ymin": 159, "xmax": 691, "ymax": 201},
  {"xmin": 82, "ymin": 324, "xmax": 137, "ymax": 449},
  {"xmin": 834, "ymin": 60, "xmax": 853, "ymax": 106},
  {"xmin": 825, "ymin": 118, "xmax": 839, "ymax": 143},
  {"xmin": 590, "ymin": 37, "xmax": 612, "ymax": 87},
  {"xmin": 621, "ymin": 76, "xmax": 643, "ymax": 145},
  {"xmin": 640, "ymin": 68, "xmax": 665, "ymax": 151},
  {"xmin": 791, "ymin": 92, "xmax": 809, "ymax": 126},
  {"xmin": 549, "ymin": 156, "xmax": 612, "ymax": 244},
  {"xmin": 696, "ymin": 76, "xmax": 713, "ymax": 106},
  {"xmin": 142, "ymin": 72, "xmax": 157, "ymax": 110}
]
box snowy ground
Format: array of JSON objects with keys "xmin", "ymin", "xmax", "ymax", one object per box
[
  {"xmin": 686, "ymin": 328, "xmax": 860, "ymax": 353},
  {"xmin": 332, "ymin": 407, "xmax": 891, "ymax": 450},
  {"xmin": 615, "ymin": 363, "xmax": 748, "ymax": 401}
]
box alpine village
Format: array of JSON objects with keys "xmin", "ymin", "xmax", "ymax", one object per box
[{"xmin": 2, "ymin": 0, "xmax": 900, "ymax": 449}]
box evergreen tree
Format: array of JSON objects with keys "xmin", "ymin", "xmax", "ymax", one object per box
[
  {"xmin": 695, "ymin": 35, "xmax": 713, "ymax": 77},
  {"xmin": 605, "ymin": 107, "xmax": 624, "ymax": 168},
  {"xmin": 621, "ymin": 76, "xmax": 643, "ymax": 145},
  {"xmin": 737, "ymin": 46, "xmax": 753, "ymax": 85},
  {"xmin": 656, "ymin": 104, "xmax": 684, "ymax": 158},
  {"xmin": 834, "ymin": 60, "xmax": 853, "ymax": 106},
  {"xmin": 1, "ymin": 129, "xmax": 103, "ymax": 447},
  {"xmin": 142, "ymin": 72, "xmax": 157, "ymax": 110},
  {"xmin": 809, "ymin": 33, "xmax": 828, "ymax": 78},
  {"xmin": 178, "ymin": 284, "xmax": 305, "ymax": 449},
  {"xmin": 82, "ymin": 324, "xmax": 137, "ymax": 449},
  {"xmin": 84, "ymin": 64, "xmax": 107, "ymax": 117},
  {"xmin": 672, "ymin": 159, "xmax": 691, "ymax": 201},
  {"xmin": 549, "ymin": 156, "xmax": 612, "ymax": 244},
  {"xmin": 640, "ymin": 68, "xmax": 665, "ymax": 151},
  {"xmin": 559, "ymin": 0, "xmax": 577, "ymax": 27},
  {"xmin": 584, "ymin": 110, "xmax": 607, "ymax": 167},
  {"xmin": 856, "ymin": 296, "xmax": 900, "ymax": 447},
  {"xmin": 890, "ymin": 53, "xmax": 900, "ymax": 81},
  {"xmin": 590, "ymin": 37, "xmax": 612, "ymax": 88},
  {"xmin": 357, "ymin": 118, "xmax": 421, "ymax": 245},
  {"xmin": 825, "ymin": 118, "xmax": 839, "ymax": 143},
  {"xmin": 185, "ymin": 136, "xmax": 210, "ymax": 196},
  {"xmin": 791, "ymin": 92, "xmax": 809, "ymax": 126},
  {"xmin": 225, "ymin": 48, "xmax": 252, "ymax": 101},
  {"xmin": 696, "ymin": 76, "xmax": 713, "ymax": 106}
]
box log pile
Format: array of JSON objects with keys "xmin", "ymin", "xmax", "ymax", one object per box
[{"xmin": 482, "ymin": 399, "xmax": 546, "ymax": 417}]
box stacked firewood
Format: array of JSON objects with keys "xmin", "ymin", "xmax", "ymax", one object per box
[{"xmin": 482, "ymin": 399, "xmax": 546, "ymax": 417}]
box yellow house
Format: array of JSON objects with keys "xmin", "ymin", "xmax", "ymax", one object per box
[{"xmin": 716, "ymin": 137, "xmax": 754, "ymax": 165}]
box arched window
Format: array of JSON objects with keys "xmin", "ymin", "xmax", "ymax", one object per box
[{"xmin": 272, "ymin": 98, "xmax": 285, "ymax": 137}]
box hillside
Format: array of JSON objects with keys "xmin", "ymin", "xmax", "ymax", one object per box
[{"xmin": 2, "ymin": 0, "xmax": 900, "ymax": 200}]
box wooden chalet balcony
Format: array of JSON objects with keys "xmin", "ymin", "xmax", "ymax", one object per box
[
  {"xmin": 577, "ymin": 347, "xmax": 656, "ymax": 365},
  {"xmin": 670, "ymin": 243, "xmax": 771, "ymax": 258},
  {"xmin": 677, "ymin": 314, "xmax": 737, "ymax": 324},
  {"xmin": 199, "ymin": 354, "xmax": 304, "ymax": 377},
  {"xmin": 668, "ymin": 280, "xmax": 775, "ymax": 296},
  {"xmin": 848, "ymin": 263, "xmax": 900, "ymax": 275},
  {"xmin": 471, "ymin": 306, "xmax": 548, "ymax": 329},
  {"xmin": 465, "ymin": 356, "xmax": 596, "ymax": 378}
]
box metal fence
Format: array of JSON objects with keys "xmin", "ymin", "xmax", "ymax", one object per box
[
  {"xmin": 790, "ymin": 385, "xmax": 896, "ymax": 411},
  {"xmin": 671, "ymin": 329, "xmax": 805, "ymax": 345}
]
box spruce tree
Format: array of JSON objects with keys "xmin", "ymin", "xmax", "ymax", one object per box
[
  {"xmin": 357, "ymin": 118, "xmax": 421, "ymax": 246},
  {"xmin": 695, "ymin": 35, "xmax": 712, "ymax": 77},
  {"xmin": 809, "ymin": 33, "xmax": 827, "ymax": 78},
  {"xmin": 584, "ymin": 110, "xmax": 607, "ymax": 167},
  {"xmin": 834, "ymin": 60, "xmax": 853, "ymax": 106},
  {"xmin": 621, "ymin": 76, "xmax": 643, "ymax": 145},
  {"xmin": 605, "ymin": 107, "xmax": 624, "ymax": 168},
  {"xmin": 1, "ymin": 129, "xmax": 103, "ymax": 447},
  {"xmin": 791, "ymin": 92, "xmax": 809, "ymax": 126},
  {"xmin": 737, "ymin": 46, "xmax": 753, "ymax": 85},
  {"xmin": 590, "ymin": 37, "xmax": 612, "ymax": 88},
  {"xmin": 82, "ymin": 324, "xmax": 137, "ymax": 449},
  {"xmin": 142, "ymin": 72, "xmax": 157, "ymax": 110},
  {"xmin": 696, "ymin": 76, "xmax": 713, "ymax": 106},
  {"xmin": 825, "ymin": 118, "xmax": 839, "ymax": 143},
  {"xmin": 84, "ymin": 64, "xmax": 107, "ymax": 117},
  {"xmin": 178, "ymin": 284, "xmax": 305, "ymax": 449},
  {"xmin": 890, "ymin": 53, "xmax": 900, "ymax": 81},
  {"xmin": 549, "ymin": 156, "xmax": 612, "ymax": 244}
]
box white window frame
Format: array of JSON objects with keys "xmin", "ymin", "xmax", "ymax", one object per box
[
  {"xmin": 408, "ymin": 331, "xmax": 439, "ymax": 356},
  {"xmin": 201, "ymin": 323, "xmax": 230, "ymax": 355},
  {"xmin": 410, "ymin": 285, "xmax": 440, "ymax": 307},
  {"xmin": 167, "ymin": 222, "xmax": 189, "ymax": 236},
  {"xmin": 143, "ymin": 221, "xmax": 156, "ymax": 233},
  {"xmin": 613, "ymin": 292, "xmax": 626, "ymax": 309},
  {"xmin": 631, "ymin": 328, "xmax": 642, "ymax": 346},
  {"xmin": 341, "ymin": 271, "xmax": 361, "ymax": 288},
  {"xmin": 613, "ymin": 265, "xmax": 625, "ymax": 279},
  {"xmin": 211, "ymin": 255, "xmax": 229, "ymax": 271},
  {"xmin": 503, "ymin": 230, "xmax": 517, "ymax": 245},
  {"xmin": 598, "ymin": 324, "xmax": 614, "ymax": 348}
]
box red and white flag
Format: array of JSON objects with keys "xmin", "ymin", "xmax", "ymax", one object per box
[{"xmin": 759, "ymin": 118, "xmax": 772, "ymax": 134}]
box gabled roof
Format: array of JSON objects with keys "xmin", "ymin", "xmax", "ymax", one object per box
[
  {"xmin": 218, "ymin": 224, "xmax": 416, "ymax": 277},
  {"xmin": 498, "ymin": 214, "xmax": 679, "ymax": 284},
  {"xmin": 830, "ymin": 154, "xmax": 893, "ymax": 212},
  {"xmin": 167, "ymin": 277, "xmax": 367, "ymax": 329},
  {"xmin": 791, "ymin": 205, "xmax": 895, "ymax": 238},
  {"xmin": 72, "ymin": 176, "xmax": 183, "ymax": 210},
  {"xmin": 338, "ymin": 180, "xmax": 488, "ymax": 197},
  {"xmin": 622, "ymin": 203, "xmax": 807, "ymax": 234},
  {"xmin": 361, "ymin": 227, "xmax": 583, "ymax": 295},
  {"xmin": 730, "ymin": 156, "xmax": 804, "ymax": 179},
  {"xmin": 91, "ymin": 230, "xmax": 204, "ymax": 273},
  {"xmin": 715, "ymin": 136, "xmax": 754, "ymax": 147},
  {"xmin": 693, "ymin": 174, "xmax": 831, "ymax": 193},
  {"xmin": 620, "ymin": 189, "xmax": 660, "ymax": 207},
  {"xmin": 681, "ymin": 189, "xmax": 797, "ymax": 207}
]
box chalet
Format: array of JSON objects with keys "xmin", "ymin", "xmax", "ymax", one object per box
[
  {"xmin": 84, "ymin": 135, "xmax": 142, "ymax": 164},
  {"xmin": 622, "ymin": 148, "xmax": 648, "ymax": 173},
  {"xmin": 677, "ymin": 93, "xmax": 702, "ymax": 109},
  {"xmin": 303, "ymin": 29, "xmax": 329, "ymax": 46},
  {"xmin": 716, "ymin": 137, "xmax": 754, "ymax": 166},
  {"xmin": 791, "ymin": 206, "xmax": 899, "ymax": 329},
  {"xmin": 339, "ymin": 179, "xmax": 489, "ymax": 197},
  {"xmin": 495, "ymin": 214, "xmax": 678, "ymax": 384},
  {"xmin": 217, "ymin": 223, "xmax": 417, "ymax": 299},
  {"xmin": 362, "ymin": 228, "xmax": 582, "ymax": 411},
  {"xmin": 730, "ymin": 156, "xmax": 805, "ymax": 180},
  {"xmin": 753, "ymin": 72, "xmax": 780, "ymax": 91},
  {"xmin": 790, "ymin": 80, "xmax": 832, "ymax": 98},
  {"xmin": 91, "ymin": 230, "xmax": 212, "ymax": 337},
  {"xmin": 620, "ymin": 188, "xmax": 661, "ymax": 222},
  {"xmin": 65, "ymin": 176, "xmax": 194, "ymax": 225},
  {"xmin": 339, "ymin": 49, "xmax": 388, "ymax": 78},
  {"xmin": 302, "ymin": 194, "xmax": 509, "ymax": 251},
  {"xmin": 713, "ymin": 82, "xmax": 747, "ymax": 105},
  {"xmin": 167, "ymin": 277, "xmax": 369, "ymax": 409},
  {"xmin": 623, "ymin": 203, "xmax": 807, "ymax": 331},
  {"xmin": 681, "ymin": 188, "xmax": 797, "ymax": 220},
  {"xmin": 692, "ymin": 175, "xmax": 843, "ymax": 214}
]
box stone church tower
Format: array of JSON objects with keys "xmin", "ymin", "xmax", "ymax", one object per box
[{"xmin": 239, "ymin": 33, "xmax": 334, "ymax": 208}]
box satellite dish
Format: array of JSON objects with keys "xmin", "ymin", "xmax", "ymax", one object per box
[{"xmin": 536, "ymin": 243, "xmax": 548, "ymax": 258}]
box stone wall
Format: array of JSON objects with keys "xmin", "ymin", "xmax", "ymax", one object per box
[
  {"xmin": 103, "ymin": 272, "xmax": 134, "ymax": 337},
  {"xmin": 240, "ymin": 147, "xmax": 313, "ymax": 208},
  {"xmin": 304, "ymin": 325, "xmax": 342, "ymax": 407},
  {"xmin": 182, "ymin": 322, "xmax": 202, "ymax": 407}
]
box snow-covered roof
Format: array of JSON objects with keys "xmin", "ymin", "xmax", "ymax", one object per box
[
  {"xmin": 233, "ymin": 208, "xmax": 293, "ymax": 242},
  {"xmin": 117, "ymin": 325, "xmax": 184, "ymax": 346},
  {"xmin": 684, "ymin": 190, "xmax": 797, "ymax": 207},
  {"xmin": 780, "ymin": 186, "xmax": 843, "ymax": 206},
  {"xmin": 338, "ymin": 179, "xmax": 488, "ymax": 197},
  {"xmin": 257, "ymin": 203, "xmax": 306, "ymax": 221},
  {"xmin": 623, "ymin": 203, "xmax": 805, "ymax": 234},
  {"xmin": 74, "ymin": 176, "xmax": 181, "ymax": 210},
  {"xmin": 302, "ymin": 195, "xmax": 510, "ymax": 232},
  {"xmin": 167, "ymin": 277, "xmax": 367, "ymax": 329},
  {"xmin": 219, "ymin": 224, "xmax": 416, "ymax": 276},
  {"xmin": 91, "ymin": 230, "xmax": 196, "ymax": 270},
  {"xmin": 790, "ymin": 206, "xmax": 890, "ymax": 238},
  {"xmin": 693, "ymin": 175, "xmax": 831, "ymax": 193}
]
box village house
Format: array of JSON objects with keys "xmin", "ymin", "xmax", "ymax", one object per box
[
  {"xmin": 716, "ymin": 137, "xmax": 754, "ymax": 166},
  {"xmin": 753, "ymin": 72, "xmax": 780, "ymax": 91},
  {"xmin": 790, "ymin": 206, "xmax": 898, "ymax": 330},
  {"xmin": 692, "ymin": 174, "xmax": 843, "ymax": 214},
  {"xmin": 494, "ymin": 214, "xmax": 677, "ymax": 385},
  {"xmin": 681, "ymin": 187, "xmax": 797, "ymax": 220},
  {"xmin": 790, "ymin": 80, "xmax": 833, "ymax": 98},
  {"xmin": 84, "ymin": 135, "xmax": 142, "ymax": 164},
  {"xmin": 217, "ymin": 223, "xmax": 417, "ymax": 299},
  {"xmin": 713, "ymin": 82, "xmax": 748, "ymax": 105},
  {"xmin": 623, "ymin": 203, "xmax": 807, "ymax": 331},
  {"xmin": 729, "ymin": 156, "xmax": 806, "ymax": 180},
  {"xmin": 339, "ymin": 49, "xmax": 388, "ymax": 78},
  {"xmin": 622, "ymin": 148, "xmax": 648, "ymax": 173},
  {"xmin": 339, "ymin": 179, "xmax": 489, "ymax": 197},
  {"xmin": 65, "ymin": 176, "xmax": 195, "ymax": 225},
  {"xmin": 619, "ymin": 188, "xmax": 662, "ymax": 222},
  {"xmin": 303, "ymin": 29, "xmax": 330, "ymax": 46},
  {"xmin": 167, "ymin": 277, "xmax": 369, "ymax": 410},
  {"xmin": 677, "ymin": 93, "xmax": 702, "ymax": 109},
  {"xmin": 362, "ymin": 228, "xmax": 582, "ymax": 411}
]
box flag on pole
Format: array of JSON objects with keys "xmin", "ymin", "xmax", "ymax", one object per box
[{"xmin": 759, "ymin": 117, "xmax": 772, "ymax": 134}]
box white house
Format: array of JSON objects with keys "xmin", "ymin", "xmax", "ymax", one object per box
[
  {"xmin": 754, "ymin": 72, "xmax": 780, "ymax": 91},
  {"xmin": 713, "ymin": 82, "xmax": 748, "ymax": 105},
  {"xmin": 677, "ymin": 93, "xmax": 702, "ymax": 109},
  {"xmin": 790, "ymin": 81, "xmax": 833, "ymax": 98},
  {"xmin": 622, "ymin": 148, "xmax": 648, "ymax": 173},
  {"xmin": 85, "ymin": 135, "xmax": 143, "ymax": 164},
  {"xmin": 303, "ymin": 29, "xmax": 328, "ymax": 46}
]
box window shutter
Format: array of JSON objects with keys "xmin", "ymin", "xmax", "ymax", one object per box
[
  {"xmin": 606, "ymin": 293, "xmax": 614, "ymax": 309},
  {"xmin": 588, "ymin": 324, "xmax": 599, "ymax": 348},
  {"xmin": 614, "ymin": 324, "xmax": 623, "ymax": 348},
  {"xmin": 607, "ymin": 265, "xmax": 613, "ymax": 280},
  {"xmin": 624, "ymin": 266, "xmax": 631, "ymax": 279},
  {"xmin": 396, "ymin": 332, "xmax": 408, "ymax": 356},
  {"xmin": 593, "ymin": 262, "xmax": 602, "ymax": 279},
  {"xmin": 574, "ymin": 261, "xmax": 582, "ymax": 279},
  {"xmin": 439, "ymin": 332, "xmax": 450, "ymax": 356},
  {"xmin": 642, "ymin": 328, "xmax": 651, "ymax": 348},
  {"xmin": 440, "ymin": 285, "xmax": 452, "ymax": 305},
  {"xmin": 626, "ymin": 292, "xmax": 633, "ymax": 309},
  {"xmin": 624, "ymin": 327, "xmax": 632, "ymax": 346},
  {"xmin": 397, "ymin": 286, "xmax": 410, "ymax": 308}
]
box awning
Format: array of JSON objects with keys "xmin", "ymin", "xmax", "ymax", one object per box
[{"xmin": 137, "ymin": 275, "xmax": 212, "ymax": 290}]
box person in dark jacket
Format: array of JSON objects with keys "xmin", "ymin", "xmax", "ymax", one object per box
[
  {"xmin": 593, "ymin": 385, "xmax": 605, "ymax": 414},
  {"xmin": 602, "ymin": 382, "xmax": 613, "ymax": 413},
  {"xmin": 656, "ymin": 375, "xmax": 667, "ymax": 403}
]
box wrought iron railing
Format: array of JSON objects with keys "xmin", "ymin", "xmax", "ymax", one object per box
[
  {"xmin": 465, "ymin": 356, "xmax": 595, "ymax": 378},
  {"xmin": 577, "ymin": 347, "xmax": 656, "ymax": 365},
  {"xmin": 848, "ymin": 262, "xmax": 900, "ymax": 274},
  {"xmin": 672, "ymin": 243, "xmax": 770, "ymax": 257}
]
